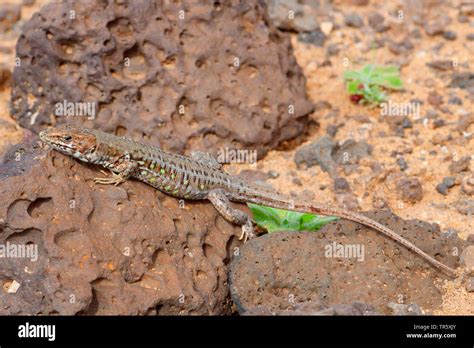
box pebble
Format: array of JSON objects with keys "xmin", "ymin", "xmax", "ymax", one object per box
[
  {"xmin": 460, "ymin": 246, "xmax": 474, "ymax": 276},
  {"xmin": 467, "ymin": 33, "xmax": 474, "ymax": 41},
  {"xmin": 442, "ymin": 30, "xmax": 457, "ymax": 40},
  {"xmin": 333, "ymin": 177, "xmax": 350, "ymax": 193},
  {"xmin": 344, "ymin": 12, "xmax": 364, "ymax": 28},
  {"xmin": 466, "ymin": 278, "xmax": 474, "ymax": 292},
  {"xmin": 427, "ymin": 91, "xmax": 443, "ymax": 107},
  {"xmin": 402, "ymin": 118, "xmax": 413, "ymax": 129},
  {"xmin": 368, "ymin": 12, "xmax": 389, "ymax": 32},
  {"xmin": 433, "ymin": 119, "xmax": 445, "ymax": 128},
  {"xmin": 292, "ymin": 177, "xmax": 303, "ymax": 186},
  {"xmin": 267, "ymin": 170, "xmax": 279, "ymax": 179},
  {"xmin": 396, "ymin": 157, "xmax": 408, "ymax": 171},
  {"xmin": 449, "ymin": 156, "xmax": 470, "ymax": 174},
  {"xmin": 424, "ymin": 20, "xmax": 444, "ymax": 36},
  {"xmin": 372, "ymin": 196, "xmax": 388, "ymax": 209},
  {"xmin": 461, "ymin": 175, "xmax": 474, "ymax": 195},
  {"xmin": 320, "ymin": 21, "xmax": 334, "ymax": 36},
  {"xmin": 298, "ymin": 30, "xmax": 325, "ymax": 47},
  {"xmin": 452, "ymin": 199, "xmax": 474, "ymax": 215},
  {"xmin": 326, "ymin": 124, "xmax": 339, "ymax": 137},
  {"xmin": 396, "ymin": 177, "xmax": 423, "ymax": 203},
  {"xmin": 448, "ymin": 96, "xmax": 462, "ymax": 105},
  {"xmin": 387, "ymin": 302, "xmax": 423, "ymax": 316},
  {"xmin": 436, "ymin": 176, "xmax": 456, "ymax": 195},
  {"xmin": 388, "ymin": 38, "xmax": 413, "ymax": 55},
  {"xmin": 426, "ymin": 60, "xmax": 455, "ymax": 71}
]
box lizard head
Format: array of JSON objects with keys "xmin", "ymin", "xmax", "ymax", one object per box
[{"xmin": 39, "ymin": 125, "xmax": 98, "ymax": 162}]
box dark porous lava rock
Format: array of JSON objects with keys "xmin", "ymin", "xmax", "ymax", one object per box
[
  {"xmin": 229, "ymin": 211, "xmax": 464, "ymax": 315},
  {"xmin": 10, "ymin": 0, "xmax": 313, "ymax": 157},
  {"xmin": 0, "ymin": 141, "xmax": 242, "ymax": 315}
]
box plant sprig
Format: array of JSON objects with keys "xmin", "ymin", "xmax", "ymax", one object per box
[
  {"xmin": 248, "ymin": 203, "xmax": 338, "ymax": 233},
  {"xmin": 343, "ymin": 64, "xmax": 403, "ymax": 106}
]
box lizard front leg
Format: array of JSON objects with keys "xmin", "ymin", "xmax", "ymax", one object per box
[
  {"xmin": 207, "ymin": 189, "xmax": 255, "ymax": 242},
  {"xmin": 94, "ymin": 153, "xmax": 138, "ymax": 186}
]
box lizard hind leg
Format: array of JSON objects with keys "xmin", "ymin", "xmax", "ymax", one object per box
[{"xmin": 207, "ymin": 189, "xmax": 255, "ymax": 242}]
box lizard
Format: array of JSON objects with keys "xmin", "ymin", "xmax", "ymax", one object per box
[{"xmin": 39, "ymin": 124, "xmax": 457, "ymax": 277}]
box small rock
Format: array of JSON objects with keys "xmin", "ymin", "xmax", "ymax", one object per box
[
  {"xmin": 294, "ymin": 136, "xmax": 337, "ymax": 176},
  {"xmin": 334, "ymin": 177, "xmax": 350, "ymax": 193},
  {"xmin": 460, "ymin": 2, "xmax": 474, "ymax": 16},
  {"xmin": 396, "ymin": 177, "xmax": 423, "ymax": 203},
  {"xmin": 298, "ymin": 30, "xmax": 326, "ymax": 47},
  {"xmin": 335, "ymin": 192, "xmax": 360, "ymax": 210},
  {"xmin": 426, "ymin": 109, "xmax": 439, "ymax": 119},
  {"xmin": 387, "ymin": 302, "xmax": 423, "ymax": 316},
  {"xmin": 433, "ymin": 119, "xmax": 445, "ymax": 128},
  {"xmin": 460, "ymin": 246, "xmax": 474, "ymax": 276},
  {"xmin": 333, "ymin": 139, "xmax": 372, "ymax": 166},
  {"xmin": 452, "ymin": 199, "xmax": 474, "ymax": 215},
  {"xmin": 292, "ymin": 177, "xmax": 303, "ymax": 186},
  {"xmin": 456, "ymin": 113, "xmax": 474, "ymax": 132},
  {"xmin": 345, "ymin": 12, "xmax": 364, "ymax": 28},
  {"xmin": 458, "ymin": 14, "xmax": 469, "ymax": 23},
  {"xmin": 368, "ymin": 12, "xmax": 389, "ymax": 32},
  {"xmin": 449, "ymin": 156, "xmax": 470, "ymax": 173},
  {"xmin": 326, "ymin": 44, "xmax": 340, "ymax": 56},
  {"xmin": 442, "ymin": 30, "xmax": 457, "ymax": 40},
  {"xmin": 467, "ymin": 33, "xmax": 474, "ymax": 41},
  {"xmin": 350, "ymin": 0, "xmax": 369, "ymax": 5},
  {"xmin": 298, "ymin": 189, "xmax": 315, "ymax": 201},
  {"xmin": 320, "ymin": 21, "xmax": 334, "ymax": 36},
  {"xmin": 461, "ymin": 175, "xmax": 474, "ymax": 195},
  {"xmin": 388, "ymin": 38, "xmax": 414, "ymax": 55},
  {"xmin": 448, "ymin": 96, "xmax": 463, "ymax": 105},
  {"xmin": 326, "ymin": 124, "xmax": 339, "ymax": 137},
  {"xmin": 449, "ymin": 72, "xmax": 474, "ymax": 90},
  {"xmin": 402, "ymin": 118, "xmax": 413, "ymax": 129},
  {"xmin": 427, "ymin": 91, "xmax": 443, "ymax": 107},
  {"xmin": 426, "ymin": 60, "xmax": 455, "ymax": 71},
  {"xmin": 0, "ymin": 3, "xmax": 21, "ymax": 32},
  {"xmin": 267, "ymin": 170, "xmax": 279, "ymax": 179},
  {"xmin": 372, "ymin": 196, "xmax": 388, "ymax": 209},
  {"xmin": 396, "ymin": 157, "xmax": 408, "ymax": 171},
  {"xmin": 267, "ymin": 0, "xmax": 319, "ymax": 32},
  {"xmin": 465, "ymin": 277, "xmax": 474, "ymax": 292},
  {"xmin": 436, "ymin": 176, "xmax": 456, "ymax": 195},
  {"xmin": 424, "ymin": 20, "xmax": 444, "ymax": 36}
]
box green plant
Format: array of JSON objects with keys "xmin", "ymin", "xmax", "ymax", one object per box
[
  {"xmin": 343, "ymin": 64, "xmax": 403, "ymax": 106},
  {"xmin": 248, "ymin": 203, "xmax": 338, "ymax": 233}
]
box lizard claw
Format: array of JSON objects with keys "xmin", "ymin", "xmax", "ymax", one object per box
[
  {"xmin": 94, "ymin": 172, "xmax": 125, "ymax": 186},
  {"xmin": 239, "ymin": 219, "xmax": 255, "ymax": 243}
]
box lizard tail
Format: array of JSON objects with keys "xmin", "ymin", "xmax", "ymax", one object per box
[{"xmin": 242, "ymin": 192, "xmax": 457, "ymax": 277}]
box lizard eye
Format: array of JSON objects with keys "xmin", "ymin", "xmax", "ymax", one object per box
[{"xmin": 63, "ymin": 135, "xmax": 72, "ymax": 141}]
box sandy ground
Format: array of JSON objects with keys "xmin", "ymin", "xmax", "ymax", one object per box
[{"xmin": 0, "ymin": 0, "xmax": 472, "ymax": 314}]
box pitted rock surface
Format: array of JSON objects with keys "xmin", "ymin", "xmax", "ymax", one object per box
[
  {"xmin": 229, "ymin": 211, "xmax": 465, "ymax": 315},
  {"xmin": 10, "ymin": 0, "xmax": 313, "ymax": 157},
  {"xmin": 0, "ymin": 141, "xmax": 242, "ymax": 315}
]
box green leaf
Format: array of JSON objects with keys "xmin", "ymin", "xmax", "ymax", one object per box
[{"xmin": 248, "ymin": 204, "xmax": 338, "ymax": 233}]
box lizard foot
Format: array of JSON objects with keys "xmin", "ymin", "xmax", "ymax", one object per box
[
  {"xmin": 239, "ymin": 219, "xmax": 255, "ymax": 243},
  {"xmin": 94, "ymin": 172, "xmax": 125, "ymax": 186}
]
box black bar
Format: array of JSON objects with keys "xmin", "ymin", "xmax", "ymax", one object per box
[{"xmin": 0, "ymin": 315, "xmax": 472, "ymax": 346}]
